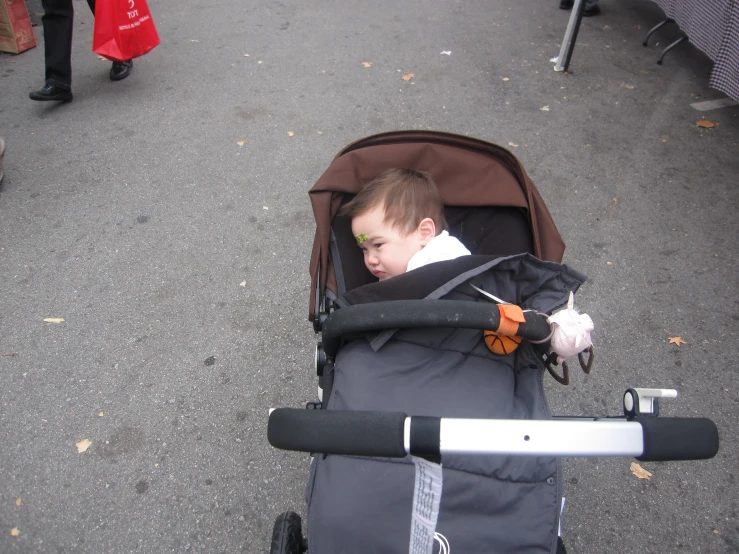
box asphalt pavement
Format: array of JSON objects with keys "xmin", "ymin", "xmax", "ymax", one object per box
[{"xmin": 1, "ymin": 0, "xmax": 738, "ymax": 552}]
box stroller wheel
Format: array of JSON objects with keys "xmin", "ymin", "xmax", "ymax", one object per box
[{"xmin": 270, "ymin": 511, "xmax": 307, "ymax": 554}]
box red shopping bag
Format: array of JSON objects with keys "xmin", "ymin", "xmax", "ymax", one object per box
[{"xmin": 93, "ymin": 0, "xmax": 160, "ymax": 61}]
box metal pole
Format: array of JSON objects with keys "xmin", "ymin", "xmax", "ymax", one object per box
[{"xmin": 554, "ymin": 0, "xmax": 586, "ymax": 72}]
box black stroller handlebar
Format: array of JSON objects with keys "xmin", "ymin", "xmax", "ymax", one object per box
[
  {"xmin": 321, "ymin": 300, "xmax": 551, "ymax": 358},
  {"xmin": 267, "ymin": 408, "xmax": 719, "ymax": 462}
]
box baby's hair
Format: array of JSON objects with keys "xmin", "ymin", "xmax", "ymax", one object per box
[{"xmin": 340, "ymin": 169, "xmax": 447, "ymax": 236}]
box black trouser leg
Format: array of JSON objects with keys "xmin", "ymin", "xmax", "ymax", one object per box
[
  {"xmin": 41, "ymin": 0, "xmax": 73, "ymax": 88},
  {"xmin": 40, "ymin": 0, "xmax": 96, "ymax": 89}
]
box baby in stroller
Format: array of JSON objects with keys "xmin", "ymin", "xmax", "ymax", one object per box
[
  {"xmin": 268, "ymin": 131, "xmax": 718, "ymax": 554},
  {"xmin": 340, "ymin": 168, "xmax": 470, "ymax": 281}
]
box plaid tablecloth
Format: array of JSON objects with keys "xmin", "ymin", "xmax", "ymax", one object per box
[{"xmin": 653, "ymin": 0, "xmax": 739, "ymax": 100}]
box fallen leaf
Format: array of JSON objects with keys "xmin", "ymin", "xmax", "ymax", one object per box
[
  {"xmin": 440, "ymin": 51, "xmax": 452, "ymax": 55},
  {"xmin": 243, "ymin": 53, "xmax": 249, "ymax": 57},
  {"xmin": 501, "ymin": 77, "xmax": 510, "ymax": 81},
  {"xmin": 10, "ymin": 528, "xmax": 19, "ymax": 537},
  {"xmin": 697, "ymin": 120, "xmax": 715, "ymax": 128},
  {"xmin": 76, "ymin": 439, "xmax": 92, "ymax": 453},
  {"xmin": 287, "ymin": 131, "xmax": 294, "ymax": 137},
  {"xmin": 540, "ymin": 106, "xmax": 550, "ymax": 111},
  {"xmin": 668, "ymin": 336, "xmax": 686, "ymax": 346},
  {"xmin": 630, "ymin": 462, "xmax": 652, "ymax": 480},
  {"xmin": 263, "ymin": 206, "xmax": 269, "ymax": 210},
  {"xmin": 98, "ymin": 412, "xmax": 104, "ymax": 417},
  {"xmin": 43, "ymin": 318, "xmax": 65, "ymax": 323},
  {"xmin": 362, "ymin": 61, "xmax": 372, "ymax": 67},
  {"xmin": 257, "ymin": 60, "xmax": 263, "ymax": 64},
  {"xmin": 401, "ymin": 73, "xmax": 415, "ymax": 81},
  {"xmin": 0, "ymin": 352, "xmax": 17, "ymax": 357},
  {"xmin": 713, "ymin": 529, "xmax": 720, "ymax": 534},
  {"xmin": 15, "ymin": 498, "xmax": 21, "ymax": 507},
  {"xmin": 660, "ymin": 138, "xmax": 667, "ymax": 143},
  {"xmin": 189, "ymin": 39, "xmax": 199, "ymax": 42},
  {"xmin": 622, "ymin": 83, "xmax": 635, "ymax": 89},
  {"xmin": 607, "ymin": 261, "xmax": 613, "ymax": 265},
  {"xmin": 613, "ymin": 198, "xmax": 618, "ymax": 204},
  {"xmin": 508, "ymin": 142, "xmax": 519, "ymax": 147},
  {"xmin": 603, "ymin": 25, "xmax": 610, "ymax": 29},
  {"xmin": 236, "ymin": 140, "xmax": 246, "ymax": 147},
  {"xmin": 239, "ymin": 281, "xmax": 246, "ymax": 287}
]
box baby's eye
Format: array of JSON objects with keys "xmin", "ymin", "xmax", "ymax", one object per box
[{"xmin": 374, "ymin": 243, "xmax": 383, "ymax": 249}]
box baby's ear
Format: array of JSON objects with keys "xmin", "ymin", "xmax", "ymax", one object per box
[{"xmin": 418, "ymin": 218, "xmax": 436, "ymax": 246}]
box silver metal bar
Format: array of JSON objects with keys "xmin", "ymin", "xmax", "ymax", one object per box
[
  {"xmin": 554, "ymin": 0, "xmax": 585, "ymax": 72},
  {"xmin": 436, "ymin": 419, "xmax": 643, "ymax": 457}
]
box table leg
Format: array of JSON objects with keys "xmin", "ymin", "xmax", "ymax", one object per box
[
  {"xmin": 657, "ymin": 36, "xmax": 688, "ymax": 65},
  {"xmin": 643, "ymin": 18, "xmax": 674, "ymax": 47}
]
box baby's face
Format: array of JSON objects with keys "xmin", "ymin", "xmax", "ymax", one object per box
[{"xmin": 352, "ymin": 206, "xmax": 425, "ymax": 280}]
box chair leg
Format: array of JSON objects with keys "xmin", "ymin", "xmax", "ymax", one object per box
[
  {"xmin": 657, "ymin": 35, "xmax": 687, "ymax": 64},
  {"xmin": 643, "ymin": 18, "xmax": 673, "ymax": 46}
]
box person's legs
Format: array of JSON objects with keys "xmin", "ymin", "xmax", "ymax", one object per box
[{"xmin": 40, "ymin": 0, "xmax": 74, "ymax": 89}]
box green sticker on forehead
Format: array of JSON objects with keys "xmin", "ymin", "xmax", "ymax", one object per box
[{"xmin": 355, "ymin": 234, "xmax": 368, "ymax": 245}]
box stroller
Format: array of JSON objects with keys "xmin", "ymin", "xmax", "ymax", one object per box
[{"xmin": 267, "ymin": 131, "xmax": 719, "ymax": 553}]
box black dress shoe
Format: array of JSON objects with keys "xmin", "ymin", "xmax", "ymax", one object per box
[
  {"xmin": 110, "ymin": 60, "xmax": 133, "ymax": 81},
  {"xmin": 559, "ymin": 0, "xmax": 573, "ymax": 9},
  {"xmin": 29, "ymin": 83, "xmax": 73, "ymax": 102}
]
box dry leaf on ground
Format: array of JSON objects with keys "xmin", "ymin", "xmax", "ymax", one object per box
[
  {"xmin": 239, "ymin": 281, "xmax": 246, "ymax": 287},
  {"xmin": 15, "ymin": 498, "xmax": 21, "ymax": 507},
  {"xmin": 402, "ymin": 73, "xmax": 415, "ymax": 81},
  {"xmin": 668, "ymin": 336, "xmax": 686, "ymax": 346},
  {"xmin": 76, "ymin": 439, "xmax": 92, "ymax": 453},
  {"xmin": 697, "ymin": 120, "xmax": 715, "ymax": 128},
  {"xmin": 630, "ymin": 462, "xmax": 652, "ymax": 480},
  {"xmin": 540, "ymin": 106, "xmax": 550, "ymax": 111},
  {"xmin": 287, "ymin": 131, "xmax": 294, "ymax": 137},
  {"xmin": 189, "ymin": 39, "xmax": 199, "ymax": 43},
  {"xmin": 362, "ymin": 62, "xmax": 372, "ymax": 67},
  {"xmin": 508, "ymin": 142, "xmax": 519, "ymax": 147},
  {"xmin": 10, "ymin": 528, "xmax": 20, "ymax": 537},
  {"xmin": 622, "ymin": 83, "xmax": 635, "ymax": 89},
  {"xmin": 236, "ymin": 140, "xmax": 246, "ymax": 147},
  {"xmin": 43, "ymin": 318, "xmax": 65, "ymax": 323},
  {"xmin": 501, "ymin": 77, "xmax": 510, "ymax": 81}
]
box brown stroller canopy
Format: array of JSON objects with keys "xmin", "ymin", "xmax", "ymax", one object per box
[{"xmin": 308, "ymin": 130, "xmax": 565, "ymax": 321}]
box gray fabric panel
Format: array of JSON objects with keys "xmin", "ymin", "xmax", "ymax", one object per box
[
  {"xmin": 306, "ymin": 256, "xmax": 579, "ymax": 552},
  {"xmin": 308, "ymin": 456, "xmax": 558, "ymax": 554}
]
